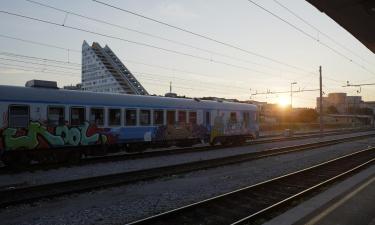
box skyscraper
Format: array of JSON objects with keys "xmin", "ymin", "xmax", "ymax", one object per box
[{"xmin": 81, "ymin": 41, "xmax": 148, "ymax": 95}]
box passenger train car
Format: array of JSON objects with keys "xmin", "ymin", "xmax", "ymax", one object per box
[{"xmin": 0, "ymin": 81, "xmax": 259, "ymax": 165}]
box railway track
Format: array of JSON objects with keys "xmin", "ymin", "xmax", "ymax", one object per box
[
  {"xmin": 127, "ymin": 147, "xmax": 375, "ymax": 225},
  {"xmin": 0, "ymin": 132, "xmax": 373, "ymax": 208},
  {"xmin": 1, "ymin": 128, "xmax": 373, "ymax": 174}
]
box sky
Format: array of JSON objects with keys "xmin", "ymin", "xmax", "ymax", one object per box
[{"xmin": 0, "ymin": 0, "xmax": 374, "ymax": 108}]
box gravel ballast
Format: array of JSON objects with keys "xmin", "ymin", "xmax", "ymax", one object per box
[{"xmin": 0, "ymin": 136, "xmax": 374, "ymax": 225}]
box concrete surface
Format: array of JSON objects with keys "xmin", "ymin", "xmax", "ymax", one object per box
[{"xmin": 264, "ymin": 164, "xmax": 375, "ymax": 225}]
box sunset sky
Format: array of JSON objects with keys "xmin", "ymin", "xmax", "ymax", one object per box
[{"xmin": 0, "ymin": 0, "xmax": 374, "ymax": 108}]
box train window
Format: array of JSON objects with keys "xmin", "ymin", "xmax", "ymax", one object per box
[
  {"xmin": 230, "ymin": 112, "xmax": 237, "ymax": 123},
  {"xmin": 178, "ymin": 111, "xmax": 187, "ymax": 125},
  {"xmin": 154, "ymin": 110, "xmax": 164, "ymax": 125},
  {"xmin": 125, "ymin": 109, "xmax": 137, "ymax": 126},
  {"xmin": 70, "ymin": 107, "xmax": 85, "ymax": 126},
  {"xmin": 48, "ymin": 106, "xmax": 65, "ymax": 126},
  {"xmin": 109, "ymin": 108, "xmax": 121, "ymax": 126},
  {"xmin": 8, "ymin": 105, "xmax": 29, "ymax": 128},
  {"xmin": 167, "ymin": 110, "xmax": 175, "ymax": 125},
  {"xmin": 243, "ymin": 112, "xmax": 249, "ymax": 128},
  {"xmin": 189, "ymin": 112, "xmax": 197, "ymax": 125},
  {"xmin": 140, "ymin": 110, "xmax": 151, "ymax": 126},
  {"xmin": 90, "ymin": 108, "xmax": 104, "ymax": 126},
  {"xmin": 205, "ymin": 111, "xmax": 211, "ymax": 126}
]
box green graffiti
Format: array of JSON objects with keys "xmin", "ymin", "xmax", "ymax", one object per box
[
  {"xmin": 80, "ymin": 122, "xmax": 100, "ymax": 145},
  {"xmin": 1, "ymin": 121, "xmax": 107, "ymax": 151},
  {"xmin": 2, "ymin": 122, "xmax": 54, "ymax": 150}
]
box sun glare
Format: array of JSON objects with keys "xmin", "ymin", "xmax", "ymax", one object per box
[{"xmin": 278, "ymin": 97, "xmax": 289, "ymax": 107}]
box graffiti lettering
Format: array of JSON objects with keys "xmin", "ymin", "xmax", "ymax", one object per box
[{"xmin": 1, "ymin": 121, "xmax": 110, "ymax": 151}]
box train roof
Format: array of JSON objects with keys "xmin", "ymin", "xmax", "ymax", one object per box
[{"xmin": 0, "ymin": 85, "xmax": 257, "ymax": 111}]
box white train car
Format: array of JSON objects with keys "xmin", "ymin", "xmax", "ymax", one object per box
[{"xmin": 0, "ymin": 81, "xmax": 259, "ymax": 165}]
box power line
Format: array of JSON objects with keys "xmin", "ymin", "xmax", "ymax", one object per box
[
  {"xmin": 92, "ymin": 0, "xmax": 315, "ymax": 74},
  {"xmin": 0, "ymin": 11, "xmax": 351, "ymax": 90},
  {"xmin": 247, "ymin": 0, "xmax": 375, "ymax": 76},
  {"xmin": 133, "ymin": 71, "xmax": 251, "ymax": 92},
  {"xmin": 272, "ymin": 0, "xmax": 375, "ymax": 68},
  {"xmin": 0, "ymin": 57, "xmax": 80, "ymax": 71},
  {"xmin": 251, "ymin": 88, "xmax": 319, "ymax": 96},
  {"xmin": 0, "ymin": 64, "xmax": 241, "ymax": 96},
  {"xmin": 26, "ymin": 0, "xmax": 307, "ymax": 76},
  {"xmin": 342, "ymin": 81, "xmax": 375, "ymax": 87},
  {"xmin": 0, "ymin": 49, "xmax": 257, "ymax": 87},
  {"xmin": 0, "ymin": 64, "xmax": 80, "ymax": 77},
  {"xmin": 137, "ymin": 75, "xmax": 242, "ymax": 95},
  {"xmin": 0, "ymin": 10, "xmax": 294, "ymax": 78},
  {"xmin": 0, "ymin": 33, "xmax": 80, "ymax": 53},
  {"xmin": 0, "ymin": 37, "xmax": 346, "ymax": 91},
  {"xmin": 0, "ymin": 51, "xmax": 81, "ymax": 66},
  {"xmin": 0, "ymin": 10, "xmax": 349, "ymax": 84}
]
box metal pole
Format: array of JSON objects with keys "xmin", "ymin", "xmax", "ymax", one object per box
[
  {"xmin": 319, "ymin": 66, "xmax": 323, "ymax": 134},
  {"xmin": 290, "ymin": 82, "xmax": 296, "ymax": 109},
  {"xmin": 290, "ymin": 83, "xmax": 292, "ymax": 109}
]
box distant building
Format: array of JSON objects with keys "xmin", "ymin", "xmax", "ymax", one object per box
[
  {"xmin": 63, "ymin": 83, "xmax": 82, "ymax": 90},
  {"xmin": 316, "ymin": 93, "xmax": 362, "ymax": 114},
  {"xmin": 364, "ymin": 101, "xmax": 375, "ymax": 115},
  {"xmin": 81, "ymin": 41, "xmax": 148, "ymax": 95}
]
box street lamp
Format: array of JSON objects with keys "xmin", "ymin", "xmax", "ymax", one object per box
[{"xmin": 290, "ymin": 82, "xmax": 297, "ymax": 109}]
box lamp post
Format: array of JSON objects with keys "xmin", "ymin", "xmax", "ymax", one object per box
[{"xmin": 290, "ymin": 82, "xmax": 297, "ymax": 109}]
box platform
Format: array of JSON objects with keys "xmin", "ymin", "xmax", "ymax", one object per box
[{"xmin": 264, "ymin": 164, "xmax": 375, "ymax": 225}]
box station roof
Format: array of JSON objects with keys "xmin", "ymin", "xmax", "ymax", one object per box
[{"xmin": 306, "ymin": 0, "xmax": 375, "ymax": 53}]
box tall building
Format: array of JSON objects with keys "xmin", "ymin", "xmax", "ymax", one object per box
[
  {"xmin": 81, "ymin": 41, "xmax": 148, "ymax": 95},
  {"xmin": 316, "ymin": 93, "xmax": 362, "ymax": 114}
]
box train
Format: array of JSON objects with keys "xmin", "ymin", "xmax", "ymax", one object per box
[{"xmin": 0, "ymin": 80, "xmax": 259, "ymax": 166}]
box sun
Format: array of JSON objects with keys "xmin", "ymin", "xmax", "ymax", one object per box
[{"xmin": 278, "ymin": 97, "xmax": 289, "ymax": 108}]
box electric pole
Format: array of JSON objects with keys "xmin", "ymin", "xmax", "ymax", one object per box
[
  {"xmin": 290, "ymin": 82, "xmax": 297, "ymax": 109},
  {"xmin": 319, "ymin": 66, "xmax": 323, "ymax": 134}
]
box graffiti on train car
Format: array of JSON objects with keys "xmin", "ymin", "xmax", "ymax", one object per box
[
  {"xmin": 0, "ymin": 121, "xmax": 115, "ymax": 151},
  {"xmin": 210, "ymin": 113, "xmax": 252, "ymax": 141},
  {"xmin": 154, "ymin": 124, "xmax": 208, "ymax": 141}
]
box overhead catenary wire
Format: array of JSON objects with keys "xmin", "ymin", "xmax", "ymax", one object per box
[
  {"xmin": 133, "ymin": 71, "xmax": 252, "ymax": 92},
  {"xmin": 0, "ymin": 7, "xmax": 357, "ymax": 95},
  {"xmin": 90, "ymin": 0, "xmax": 363, "ymax": 85},
  {"xmin": 0, "ymin": 7, "xmax": 352, "ymax": 85},
  {"xmin": 0, "ymin": 33, "xmax": 80, "ymax": 53},
  {"xmin": 25, "ymin": 0, "xmax": 308, "ymax": 77},
  {"xmin": 92, "ymin": 0, "xmax": 316, "ymax": 74},
  {"xmin": 0, "ymin": 10, "xmax": 297, "ymax": 79},
  {"xmin": 0, "ymin": 35, "xmax": 348, "ymax": 91},
  {"xmin": 0, "ymin": 64, "xmax": 80, "ymax": 77},
  {"xmin": 246, "ymin": 0, "xmax": 375, "ymax": 76},
  {"xmin": 272, "ymin": 0, "xmax": 375, "ymax": 68},
  {"xmin": 0, "ymin": 50, "xmax": 282, "ymax": 92},
  {"xmin": 0, "ymin": 51, "xmax": 81, "ymax": 66},
  {"xmin": 0, "ymin": 65, "xmax": 239, "ymax": 96},
  {"xmin": 0, "ymin": 57, "xmax": 80, "ymax": 71},
  {"xmin": 0, "ymin": 53, "xmax": 257, "ymax": 94}
]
